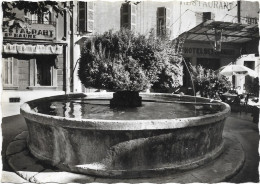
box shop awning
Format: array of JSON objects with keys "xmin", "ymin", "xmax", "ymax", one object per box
[
  {"xmin": 181, "ymin": 20, "xmax": 259, "ymax": 43},
  {"xmin": 2, "ymin": 43, "xmax": 63, "ymax": 55}
]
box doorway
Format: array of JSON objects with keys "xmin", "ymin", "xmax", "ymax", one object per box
[
  {"xmin": 36, "ymin": 56, "xmax": 54, "ymax": 86},
  {"xmin": 197, "ymin": 58, "xmax": 220, "ymax": 70},
  {"xmin": 244, "ymin": 61, "xmax": 255, "ymax": 93}
]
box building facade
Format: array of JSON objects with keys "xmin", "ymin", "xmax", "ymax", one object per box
[
  {"xmin": 69, "ymin": 1, "xmax": 177, "ymax": 92},
  {"xmin": 2, "ymin": 1, "xmax": 259, "ymax": 116},
  {"xmin": 171, "ymin": 0, "xmax": 259, "ymax": 89},
  {"xmin": 69, "ymin": 0, "xmax": 259, "ymax": 92},
  {"xmin": 2, "ymin": 5, "xmax": 68, "ymax": 116}
]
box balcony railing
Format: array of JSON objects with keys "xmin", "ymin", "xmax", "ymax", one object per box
[{"xmin": 25, "ymin": 20, "xmax": 56, "ymax": 26}]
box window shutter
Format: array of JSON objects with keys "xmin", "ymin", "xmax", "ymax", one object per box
[
  {"xmin": 13, "ymin": 58, "xmax": 18, "ymax": 86},
  {"xmin": 196, "ymin": 12, "xmax": 203, "ymax": 25},
  {"xmin": 3, "ymin": 57, "xmax": 13, "ymax": 86},
  {"xmin": 78, "ymin": 2, "xmax": 94, "ymax": 33},
  {"xmin": 87, "ymin": 2, "xmax": 94, "ymax": 33},
  {"xmin": 166, "ymin": 8, "xmax": 171, "ymax": 35},
  {"xmin": 121, "ymin": 3, "xmax": 130, "ymax": 29},
  {"xmin": 130, "ymin": 4, "xmax": 137, "ymax": 31},
  {"xmin": 157, "ymin": 7, "xmax": 166, "ymax": 36},
  {"xmin": 78, "ymin": 2, "xmax": 86, "ymax": 32}
]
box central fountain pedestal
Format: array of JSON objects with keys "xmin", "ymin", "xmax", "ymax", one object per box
[{"xmin": 110, "ymin": 91, "xmax": 142, "ymax": 107}]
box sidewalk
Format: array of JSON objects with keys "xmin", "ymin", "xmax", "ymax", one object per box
[{"xmin": 1, "ymin": 112, "xmax": 259, "ymax": 183}]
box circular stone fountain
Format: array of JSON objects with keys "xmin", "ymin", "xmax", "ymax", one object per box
[{"xmin": 20, "ymin": 93, "xmax": 230, "ymax": 178}]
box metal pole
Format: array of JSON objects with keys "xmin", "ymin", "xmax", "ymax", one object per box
[{"xmin": 237, "ymin": 0, "xmax": 241, "ymax": 23}]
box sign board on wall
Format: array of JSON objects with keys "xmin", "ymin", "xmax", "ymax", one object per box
[
  {"xmin": 3, "ymin": 43, "xmax": 62, "ymax": 55},
  {"xmin": 2, "ymin": 23, "xmax": 56, "ymax": 40},
  {"xmin": 180, "ymin": 0, "xmax": 233, "ymax": 10},
  {"xmin": 183, "ymin": 47, "xmax": 237, "ymax": 57}
]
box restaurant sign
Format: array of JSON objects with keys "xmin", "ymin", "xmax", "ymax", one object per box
[
  {"xmin": 181, "ymin": 0, "xmax": 233, "ymax": 10},
  {"xmin": 2, "ymin": 24, "xmax": 55, "ymax": 40}
]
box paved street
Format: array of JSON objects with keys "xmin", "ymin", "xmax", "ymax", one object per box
[{"xmin": 1, "ymin": 111, "xmax": 259, "ymax": 183}]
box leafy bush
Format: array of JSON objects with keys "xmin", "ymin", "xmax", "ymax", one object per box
[
  {"xmin": 78, "ymin": 29, "xmax": 183, "ymax": 92},
  {"xmin": 189, "ymin": 65, "xmax": 232, "ymax": 98}
]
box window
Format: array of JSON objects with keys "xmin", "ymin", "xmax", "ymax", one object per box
[
  {"xmin": 196, "ymin": 12, "xmax": 215, "ymax": 25},
  {"xmin": 157, "ymin": 7, "xmax": 170, "ymax": 36},
  {"xmin": 120, "ymin": 3, "xmax": 136, "ymax": 31},
  {"xmin": 38, "ymin": 12, "xmax": 51, "ymax": 24},
  {"xmin": 203, "ymin": 12, "xmax": 215, "ymax": 22},
  {"xmin": 77, "ymin": 1, "xmax": 94, "ymax": 33},
  {"xmin": 26, "ymin": 12, "xmax": 54, "ymax": 25}
]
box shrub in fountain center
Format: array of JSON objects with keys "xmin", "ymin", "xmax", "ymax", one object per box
[{"xmin": 78, "ymin": 29, "xmax": 183, "ymax": 107}]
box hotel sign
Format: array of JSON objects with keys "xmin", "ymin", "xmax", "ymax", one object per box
[
  {"xmin": 2, "ymin": 24, "xmax": 56, "ymax": 40},
  {"xmin": 183, "ymin": 47, "xmax": 236, "ymax": 56}
]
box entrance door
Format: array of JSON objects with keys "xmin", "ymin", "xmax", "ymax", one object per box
[{"xmin": 36, "ymin": 57, "xmax": 54, "ymax": 86}]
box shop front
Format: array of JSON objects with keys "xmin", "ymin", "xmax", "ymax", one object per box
[
  {"xmin": 2, "ymin": 24, "xmax": 66, "ymax": 117},
  {"xmin": 2, "ymin": 43, "xmax": 63, "ymax": 90},
  {"xmin": 180, "ymin": 20, "xmax": 259, "ymax": 89}
]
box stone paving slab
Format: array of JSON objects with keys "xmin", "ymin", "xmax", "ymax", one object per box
[
  {"xmin": 6, "ymin": 139, "xmax": 27, "ymax": 156},
  {"xmin": 6, "ymin": 131, "xmax": 245, "ymax": 183},
  {"xmin": 32, "ymin": 169, "xmax": 96, "ymax": 183},
  {"xmin": 13, "ymin": 131, "xmax": 28, "ymax": 141},
  {"xmin": 7, "ymin": 150, "xmax": 46, "ymax": 182},
  {"xmin": 1, "ymin": 171, "xmax": 27, "ymax": 183}
]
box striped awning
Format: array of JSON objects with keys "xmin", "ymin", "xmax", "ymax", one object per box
[{"xmin": 3, "ymin": 43, "xmax": 63, "ymax": 55}]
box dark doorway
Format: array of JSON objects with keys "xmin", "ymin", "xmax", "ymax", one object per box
[
  {"xmin": 197, "ymin": 58, "xmax": 220, "ymax": 70},
  {"xmin": 183, "ymin": 58, "xmax": 191, "ymax": 88},
  {"xmin": 36, "ymin": 57, "xmax": 54, "ymax": 86},
  {"xmin": 244, "ymin": 61, "xmax": 255, "ymax": 92}
]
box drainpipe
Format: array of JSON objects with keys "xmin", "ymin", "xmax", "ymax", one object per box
[
  {"xmin": 64, "ymin": 2, "xmax": 71, "ymax": 94},
  {"xmin": 70, "ymin": 1, "xmax": 76, "ymax": 92},
  {"xmin": 237, "ymin": 0, "xmax": 241, "ymax": 23}
]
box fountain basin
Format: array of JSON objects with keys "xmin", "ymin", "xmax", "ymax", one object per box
[{"xmin": 20, "ymin": 93, "xmax": 230, "ymax": 178}]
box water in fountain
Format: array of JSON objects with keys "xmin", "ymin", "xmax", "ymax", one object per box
[{"xmin": 33, "ymin": 97, "xmax": 222, "ymax": 120}]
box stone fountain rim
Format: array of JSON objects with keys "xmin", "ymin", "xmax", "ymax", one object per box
[{"xmin": 20, "ymin": 92, "xmax": 231, "ymax": 131}]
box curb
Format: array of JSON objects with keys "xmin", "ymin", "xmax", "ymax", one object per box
[{"xmin": 6, "ymin": 131, "xmax": 245, "ymax": 183}]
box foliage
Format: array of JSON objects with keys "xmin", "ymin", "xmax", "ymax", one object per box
[
  {"xmin": 190, "ymin": 65, "xmax": 232, "ymax": 98},
  {"xmin": 2, "ymin": 1, "xmax": 65, "ymax": 28},
  {"xmin": 78, "ymin": 29, "xmax": 183, "ymax": 91}
]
